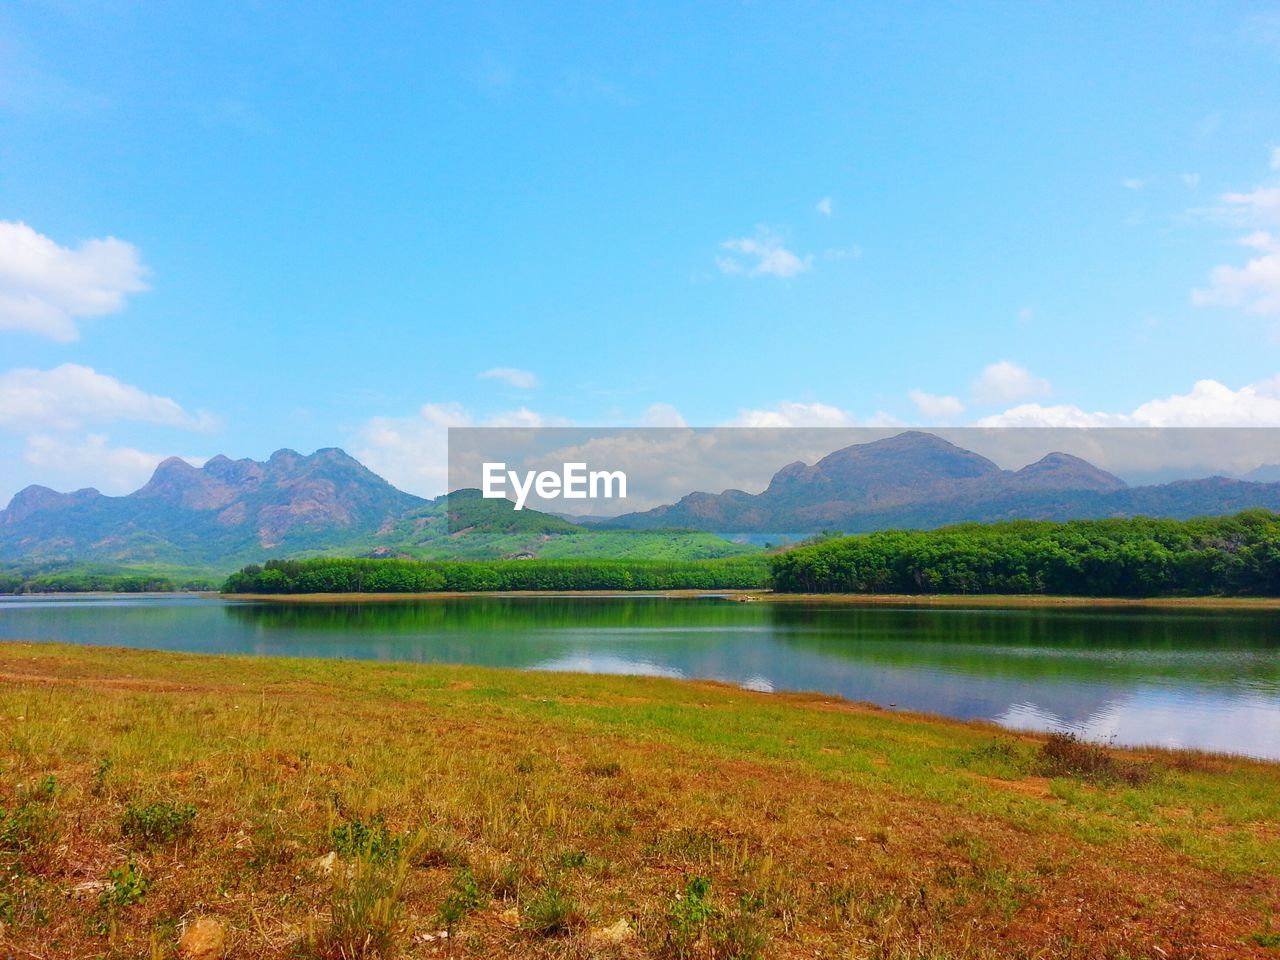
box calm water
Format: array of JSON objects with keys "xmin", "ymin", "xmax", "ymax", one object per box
[{"xmin": 1, "ymin": 594, "xmax": 1278, "ymax": 759}]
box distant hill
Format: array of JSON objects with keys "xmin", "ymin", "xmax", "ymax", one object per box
[
  {"xmin": 0, "ymin": 448, "xmax": 427, "ymax": 568},
  {"xmin": 603, "ymin": 431, "xmax": 1280, "ymax": 533},
  {"xmin": 362, "ymin": 489, "xmax": 757, "ymax": 562},
  {"xmin": 0, "ymin": 450, "xmax": 757, "ymax": 571},
  {"xmin": 7, "ymin": 433, "xmax": 1280, "ymax": 571},
  {"xmin": 1243, "ymin": 463, "xmax": 1280, "ymax": 483}
]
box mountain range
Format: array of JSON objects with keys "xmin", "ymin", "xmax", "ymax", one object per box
[
  {"xmin": 3, "ymin": 432, "xmax": 1280, "ymax": 570},
  {"xmin": 0, "ymin": 448, "xmax": 426, "ymax": 568},
  {"xmin": 600, "ymin": 431, "xmax": 1280, "ymax": 533},
  {"xmin": 0, "ymin": 448, "xmax": 751, "ymax": 570}
]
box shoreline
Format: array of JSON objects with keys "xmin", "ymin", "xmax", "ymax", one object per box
[
  {"xmin": 7, "ymin": 587, "xmax": 1278, "ymax": 610},
  {"xmin": 1, "ymin": 639, "xmax": 1275, "ymax": 766},
  {"xmin": 218, "ymin": 588, "xmax": 1280, "ymax": 609},
  {"xmin": 0, "ymin": 590, "xmax": 222, "ymax": 599}
]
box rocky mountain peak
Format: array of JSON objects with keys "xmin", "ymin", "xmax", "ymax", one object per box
[
  {"xmin": 1, "ymin": 485, "xmax": 103, "ymax": 526},
  {"xmin": 1009, "ymin": 452, "xmax": 1127, "ymax": 492}
]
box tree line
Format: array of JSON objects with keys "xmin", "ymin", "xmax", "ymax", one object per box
[
  {"xmin": 222, "ymin": 556, "xmax": 771, "ymax": 594},
  {"xmin": 768, "ymin": 510, "xmax": 1280, "ymax": 596},
  {"xmin": 220, "ymin": 512, "xmax": 1280, "ymax": 598},
  {"xmin": 0, "ymin": 572, "xmax": 219, "ymax": 594}
]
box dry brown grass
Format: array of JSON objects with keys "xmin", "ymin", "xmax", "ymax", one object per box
[{"xmin": 0, "ymin": 642, "xmax": 1277, "ymax": 959}]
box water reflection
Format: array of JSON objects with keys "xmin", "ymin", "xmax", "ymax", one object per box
[{"xmin": 0, "ymin": 595, "xmax": 1277, "ymax": 758}]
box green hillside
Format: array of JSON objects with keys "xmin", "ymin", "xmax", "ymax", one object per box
[
  {"xmin": 0, "ymin": 454, "xmax": 759, "ymax": 590},
  {"xmin": 327, "ymin": 490, "xmax": 760, "ymax": 564}
]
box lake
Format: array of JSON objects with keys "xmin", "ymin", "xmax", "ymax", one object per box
[{"xmin": 1, "ymin": 594, "xmax": 1278, "ymax": 759}]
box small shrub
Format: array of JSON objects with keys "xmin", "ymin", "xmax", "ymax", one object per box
[
  {"xmin": 100, "ymin": 861, "xmax": 149, "ymax": 910},
  {"xmin": 309, "ymin": 854, "xmax": 409, "ymax": 959},
  {"xmin": 556, "ymin": 848, "xmax": 589, "ymax": 870},
  {"xmin": 521, "ymin": 884, "xmax": 583, "ymax": 937},
  {"xmin": 121, "ymin": 801, "xmax": 197, "ymax": 845},
  {"xmin": 665, "ymin": 875, "xmax": 716, "ymax": 956},
  {"xmin": 331, "ymin": 814, "xmax": 402, "ymax": 864},
  {"xmin": 1038, "ymin": 733, "xmax": 1151, "ymax": 785},
  {"xmin": 438, "ymin": 868, "xmax": 484, "ymax": 933},
  {"xmin": 89, "ymin": 861, "xmax": 150, "ymax": 937}
]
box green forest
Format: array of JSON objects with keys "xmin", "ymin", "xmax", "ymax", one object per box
[
  {"xmin": 0, "ymin": 565, "xmax": 220, "ymax": 594},
  {"xmin": 769, "ymin": 510, "xmax": 1280, "ymax": 597},
  {"xmin": 200, "ymin": 511, "xmax": 1280, "ymax": 598},
  {"xmin": 222, "ymin": 556, "xmax": 771, "ymax": 594}
]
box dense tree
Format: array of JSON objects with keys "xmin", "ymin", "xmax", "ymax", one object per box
[
  {"xmin": 769, "ymin": 511, "xmax": 1280, "ymax": 597},
  {"xmin": 0, "ymin": 571, "xmax": 217, "ymax": 594},
  {"xmin": 222, "ymin": 556, "xmax": 769, "ymax": 594}
]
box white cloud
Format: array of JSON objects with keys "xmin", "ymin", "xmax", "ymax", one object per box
[
  {"xmin": 21, "ymin": 434, "xmax": 185, "ymax": 495},
  {"xmin": 717, "ymin": 228, "xmax": 812, "ymax": 278},
  {"xmin": 971, "ymin": 361, "xmax": 1051, "ymax": 404},
  {"xmin": 479, "ymin": 366, "xmax": 539, "ymax": 389},
  {"xmin": 1122, "ymin": 178, "xmax": 1145, "ymax": 191},
  {"xmin": 354, "ymin": 403, "xmax": 471, "ymax": 496},
  {"xmin": 908, "ymin": 390, "xmax": 965, "ymax": 419},
  {"xmin": 973, "ymin": 404, "xmax": 1127, "ymax": 428},
  {"xmin": 353, "ymin": 402, "xmax": 564, "ymax": 496},
  {"xmin": 1182, "ymin": 172, "xmax": 1201, "ymax": 188},
  {"xmin": 1220, "ymin": 186, "xmax": 1280, "ymax": 224},
  {"xmin": 1190, "ymin": 153, "xmax": 1280, "ymax": 318},
  {"xmin": 815, "ymin": 196, "xmax": 833, "ymax": 216},
  {"xmin": 727, "ymin": 400, "xmax": 856, "ymax": 428},
  {"xmin": 1129, "ymin": 376, "xmax": 1280, "ymax": 426},
  {"xmin": 641, "ymin": 402, "xmax": 687, "ymax": 427},
  {"xmin": 487, "ymin": 407, "xmax": 553, "ymax": 428},
  {"xmin": 355, "ymin": 375, "xmax": 1280, "ymax": 501},
  {"xmin": 0, "ymin": 364, "xmax": 216, "ymax": 432},
  {"xmin": 977, "ymin": 376, "xmax": 1280, "ymax": 427},
  {"xmin": 1192, "ymin": 230, "xmax": 1280, "ymax": 315},
  {"xmin": 0, "ymin": 221, "xmax": 148, "ymax": 340}
]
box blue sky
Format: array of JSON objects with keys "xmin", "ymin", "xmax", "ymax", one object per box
[{"xmin": 3, "ymin": 1, "xmax": 1280, "ymax": 500}]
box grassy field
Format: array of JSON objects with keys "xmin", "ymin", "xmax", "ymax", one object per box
[{"xmin": 1, "ymin": 644, "xmax": 1278, "ymax": 959}]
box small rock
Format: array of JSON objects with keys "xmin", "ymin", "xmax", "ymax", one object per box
[
  {"xmin": 179, "ymin": 915, "xmax": 226, "ymax": 960},
  {"xmin": 589, "ymin": 918, "xmax": 634, "ymax": 944}
]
